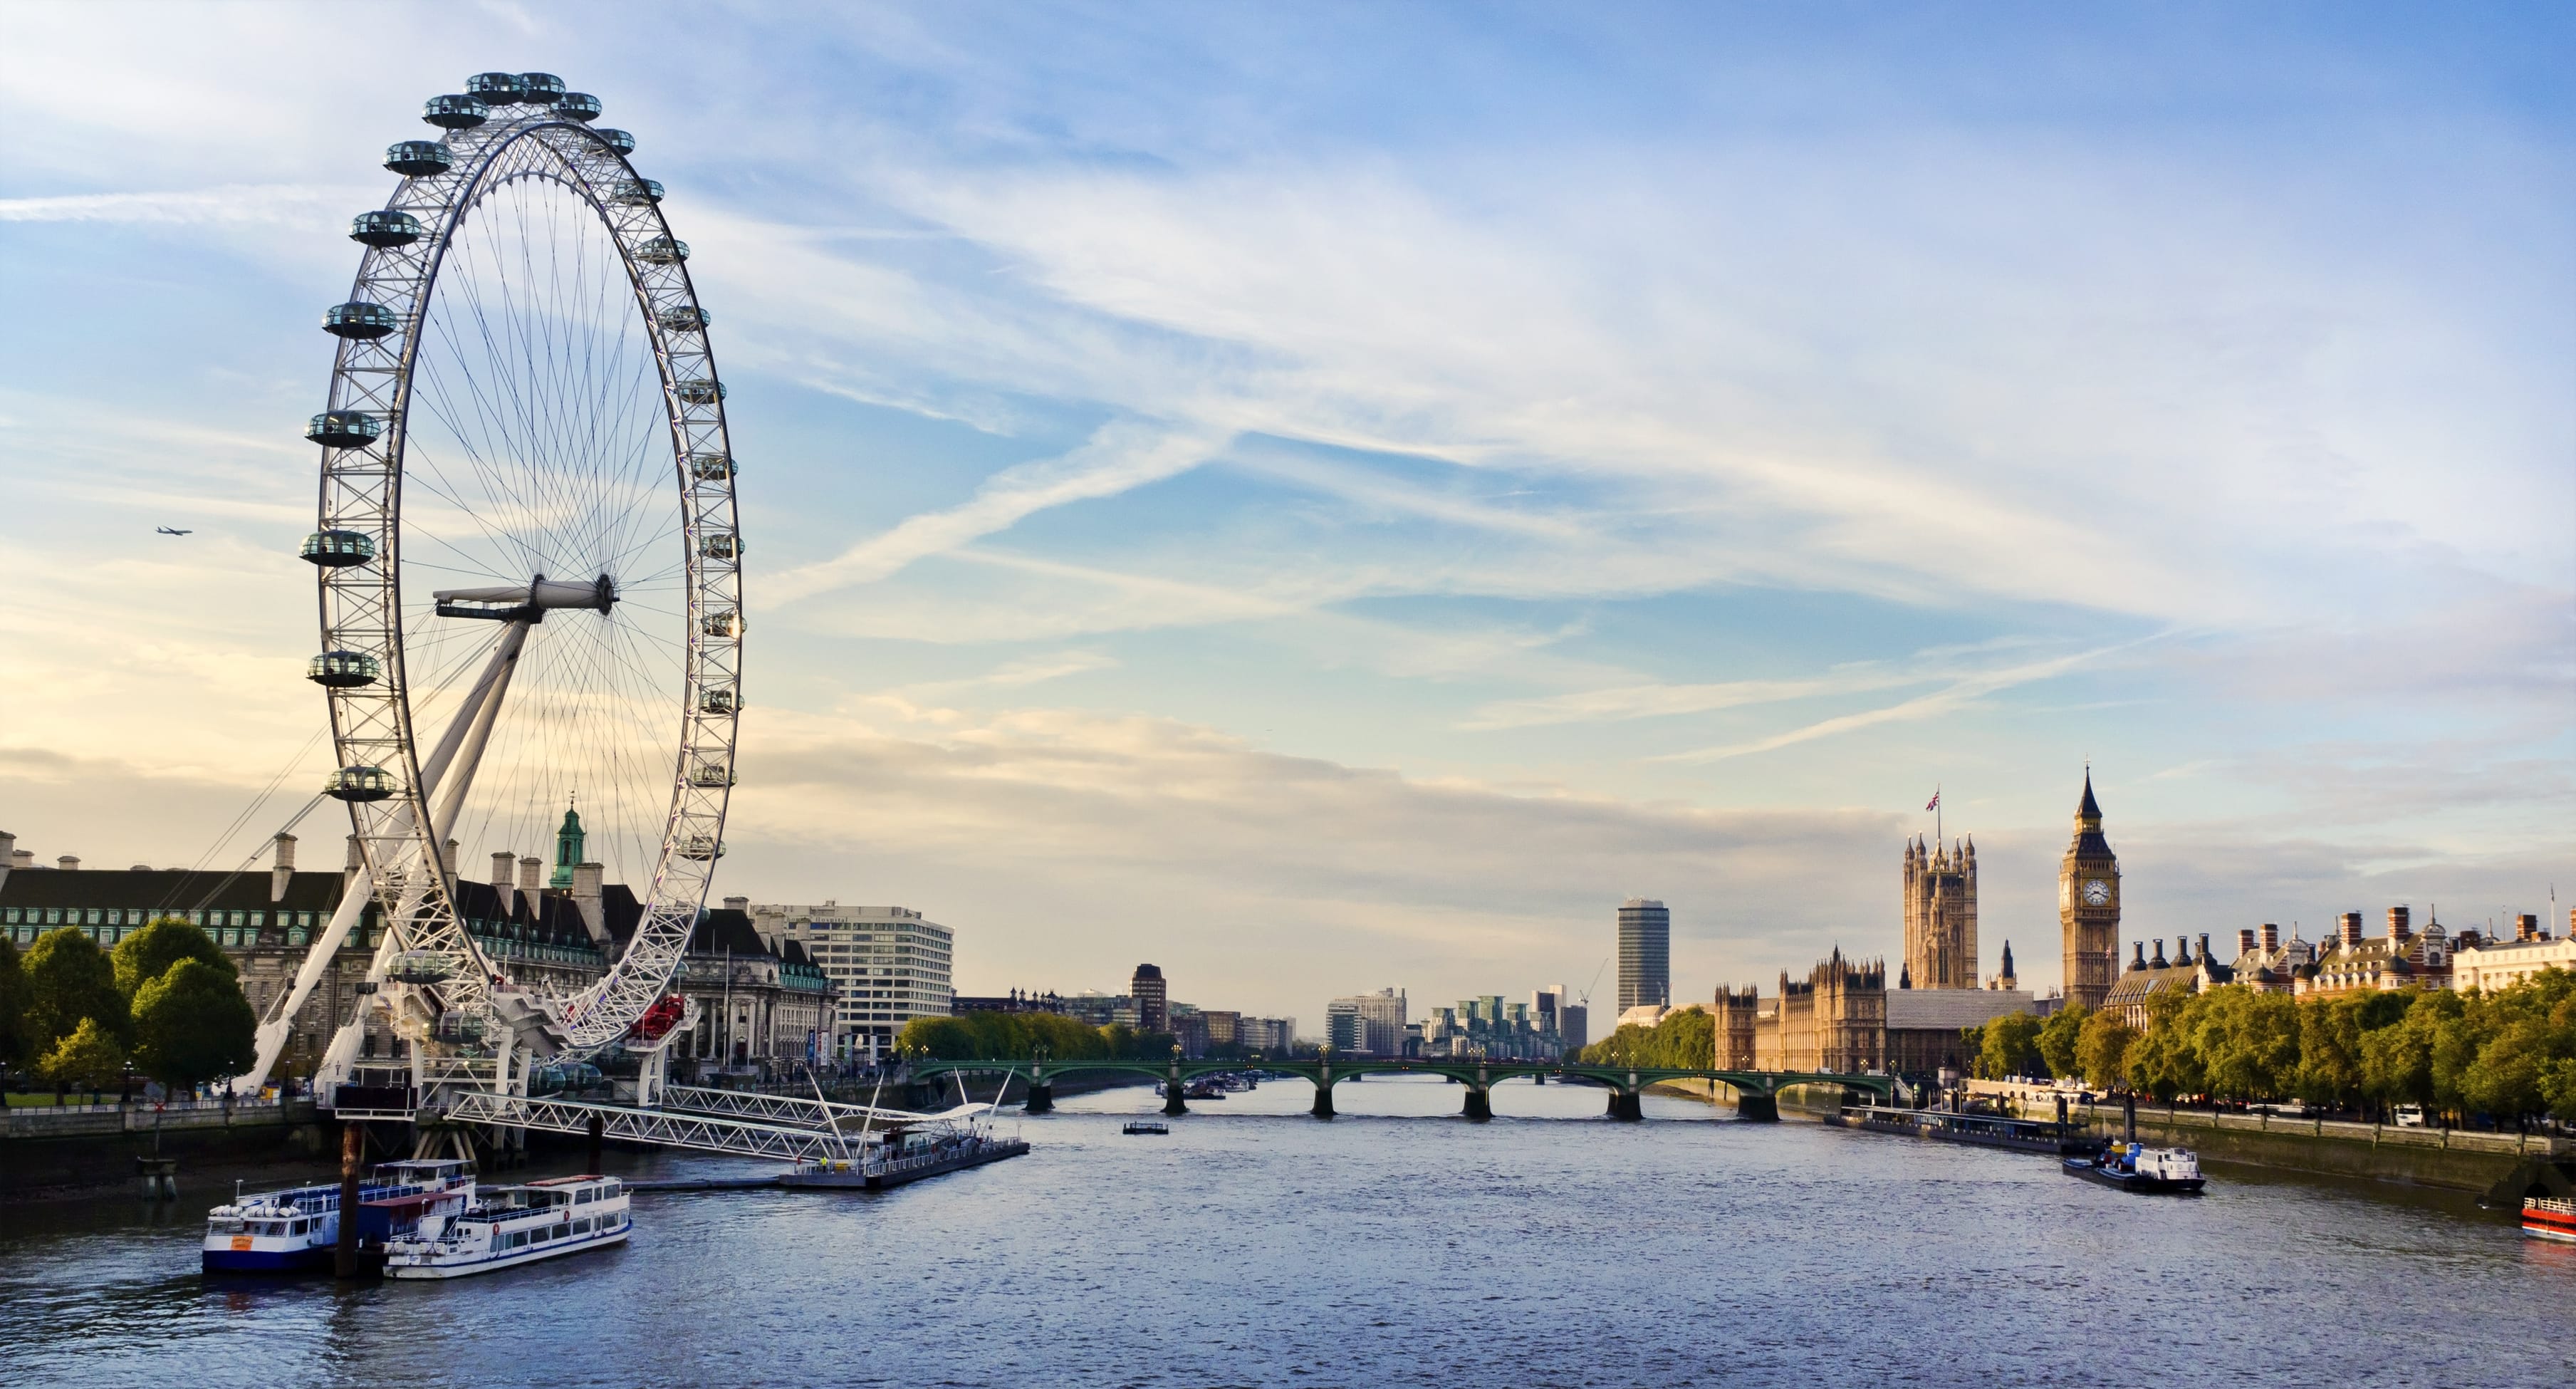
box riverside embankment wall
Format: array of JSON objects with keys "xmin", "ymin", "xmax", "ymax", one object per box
[
  {"xmin": 1658, "ymin": 1078, "xmax": 2560, "ymax": 1192},
  {"xmin": 4, "ymin": 1099, "xmax": 330, "ymax": 1195}
]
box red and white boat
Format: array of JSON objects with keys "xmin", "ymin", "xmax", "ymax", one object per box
[{"xmin": 2523, "ymin": 1196, "xmax": 2576, "ymax": 1243}]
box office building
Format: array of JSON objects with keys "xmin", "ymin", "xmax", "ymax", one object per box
[
  {"xmin": 1617, "ymin": 898, "xmax": 1671, "ymax": 1012},
  {"xmin": 748, "ymin": 900, "xmax": 954, "ymax": 1061}
]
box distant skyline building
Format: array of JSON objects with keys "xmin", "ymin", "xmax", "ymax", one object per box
[
  {"xmin": 1131, "ymin": 963, "xmax": 1169, "ymax": 1033},
  {"xmin": 1617, "ymin": 898, "xmax": 1671, "ymax": 1012},
  {"xmin": 1325, "ymin": 987, "xmax": 1407, "ymax": 1055}
]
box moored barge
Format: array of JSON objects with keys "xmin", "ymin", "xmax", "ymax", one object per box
[{"xmin": 1830, "ymin": 1103, "xmax": 2106, "ymax": 1158}]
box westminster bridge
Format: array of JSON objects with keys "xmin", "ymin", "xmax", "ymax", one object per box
[{"xmin": 907, "ymin": 1055, "xmax": 1897, "ymax": 1122}]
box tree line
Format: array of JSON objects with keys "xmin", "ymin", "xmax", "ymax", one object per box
[
  {"xmin": 0, "ymin": 920, "xmax": 259, "ymax": 1103},
  {"xmin": 1578, "ymin": 1008, "xmax": 1714, "ymax": 1069},
  {"xmin": 1961, "ymin": 971, "xmax": 2576, "ymax": 1124},
  {"xmin": 896, "ymin": 1009, "xmax": 1180, "ymax": 1062}
]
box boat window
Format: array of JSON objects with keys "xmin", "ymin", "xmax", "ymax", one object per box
[
  {"xmin": 601, "ymin": 1179, "xmax": 619, "ymax": 1197},
  {"xmin": 575, "ymin": 1189, "xmax": 592, "ymax": 1205},
  {"xmin": 208, "ymin": 1218, "xmax": 246, "ymax": 1234},
  {"xmin": 290, "ymin": 1219, "xmax": 308, "ymax": 1235}
]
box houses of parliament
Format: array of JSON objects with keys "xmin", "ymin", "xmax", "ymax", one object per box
[{"xmin": 1717, "ymin": 772, "xmax": 2123, "ymax": 1076}]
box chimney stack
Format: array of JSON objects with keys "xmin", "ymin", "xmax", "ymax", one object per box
[
  {"xmin": 2150, "ymin": 939, "xmax": 2169, "ymax": 968},
  {"xmin": 518, "ymin": 855, "xmax": 542, "ymax": 898},
  {"xmin": 2130, "ymin": 942, "xmax": 2147, "ymax": 971},
  {"xmin": 270, "ymin": 832, "xmax": 298, "ymax": 902},
  {"xmin": 0, "ymin": 830, "xmax": 13, "ymax": 890},
  {"xmin": 2388, "ymin": 906, "xmax": 2411, "ymax": 944},
  {"xmin": 57, "ymin": 855, "xmax": 80, "ymax": 871},
  {"xmin": 2340, "ymin": 912, "xmax": 2364, "ymax": 951},
  {"xmin": 2517, "ymin": 913, "xmax": 2539, "ymax": 943},
  {"xmin": 2198, "ymin": 933, "xmax": 2213, "ymax": 969},
  {"xmin": 2238, "ymin": 928, "xmax": 2256, "ymax": 957},
  {"xmin": 2174, "ymin": 936, "xmax": 2193, "ymax": 967},
  {"xmin": 2261, "ymin": 922, "xmax": 2279, "ymax": 953},
  {"xmin": 723, "ymin": 895, "xmax": 749, "ymax": 912},
  {"xmin": 492, "ymin": 851, "xmax": 518, "ymax": 916},
  {"xmin": 571, "ymin": 862, "xmax": 608, "ymax": 949}
]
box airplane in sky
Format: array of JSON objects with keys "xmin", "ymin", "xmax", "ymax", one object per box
[{"xmin": 155, "ymin": 526, "xmax": 192, "ymax": 536}]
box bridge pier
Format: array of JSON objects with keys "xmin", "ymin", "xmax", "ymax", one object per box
[
  {"xmin": 1607, "ymin": 1091, "xmax": 1644, "ymax": 1122},
  {"xmin": 1462, "ymin": 1087, "xmax": 1492, "ymax": 1122},
  {"xmin": 1310, "ymin": 1083, "xmax": 1336, "ymax": 1119},
  {"xmin": 1734, "ymin": 1093, "xmax": 1779, "ymax": 1122},
  {"xmin": 1024, "ymin": 1083, "xmax": 1053, "ymax": 1114},
  {"xmin": 1162, "ymin": 1081, "xmax": 1189, "ymax": 1117}
]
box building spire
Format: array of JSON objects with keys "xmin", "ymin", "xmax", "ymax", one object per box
[{"xmin": 2077, "ymin": 765, "xmax": 2102, "ymax": 824}]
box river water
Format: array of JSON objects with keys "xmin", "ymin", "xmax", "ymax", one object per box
[{"xmin": 4, "ymin": 1077, "xmax": 2569, "ymax": 1387}]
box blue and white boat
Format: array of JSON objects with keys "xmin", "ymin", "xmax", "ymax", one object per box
[
  {"xmin": 202, "ymin": 1158, "xmax": 476, "ymax": 1274},
  {"xmin": 382, "ymin": 1174, "xmax": 630, "ymax": 1279}
]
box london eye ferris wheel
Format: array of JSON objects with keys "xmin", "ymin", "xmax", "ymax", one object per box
[{"xmin": 254, "ymin": 71, "xmax": 743, "ymax": 1095}]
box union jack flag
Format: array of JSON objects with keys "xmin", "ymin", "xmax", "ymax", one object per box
[{"xmin": 1925, "ymin": 791, "xmax": 1940, "ymax": 811}]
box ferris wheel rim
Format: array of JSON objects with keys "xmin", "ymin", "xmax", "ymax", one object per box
[{"xmin": 308, "ymin": 79, "xmax": 744, "ymax": 1061}]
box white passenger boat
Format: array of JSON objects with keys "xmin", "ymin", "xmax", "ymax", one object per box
[
  {"xmin": 202, "ymin": 1158, "xmax": 476, "ymax": 1274},
  {"xmin": 382, "ymin": 1174, "xmax": 630, "ymax": 1279}
]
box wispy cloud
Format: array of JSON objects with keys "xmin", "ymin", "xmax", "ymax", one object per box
[
  {"xmin": 763, "ymin": 418, "xmax": 1224, "ymax": 603},
  {"xmin": 1651, "ymin": 640, "xmax": 2158, "ymax": 764}
]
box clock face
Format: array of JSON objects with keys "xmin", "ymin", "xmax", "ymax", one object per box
[{"xmin": 2082, "ymin": 878, "xmax": 2111, "ymax": 907}]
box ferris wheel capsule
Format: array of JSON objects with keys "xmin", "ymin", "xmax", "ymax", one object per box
[
  {"xmin": 466, "ymin": 72, "xmax": 528, "ymax": 104},
  {"xmin": 301, "ymin": 529, "xmax": 377, "ymax": 566},
  {"xmin": 325, "ymin": 766, "xmax": 396, "ymax": 803},
  {"xmin": 674, "ymin": 378, "xmax": 724, "ymax": 405},
  {"xmin": 611, "ymin": 178, "xmax": 663, "ymax": 205},
  {"xmin": 385, "ymin": 140, "xmax": 453, "ymax": 177},
  {"xmin": 323, "ymin": 301, "xmax": 399, "ymax": 338},
  {"xmin": 307, "ymin": 650, "xmax": 382, "ymax": 688},
  {"xmin": 349, "ymin": 210, "xmax": 423, "ymax": 246},
  {"xmin": 517, "ymin": 73, "xmax": 566, "ymax": 105},
  {"xmin": 422, "ymin": 94, "xmax": 489, "ymax": 129},
  {"xmin": 635, "ymin": 236, "xmax": 687, "ymax": 264},
  {"xmin": 593, "ymin": 128, "xmax": 636, "ymax": 155},
  {"xmin": 658, "ymin": 306, "xmax": 709, "ymax": 331},
  {"xmin": 556, "ymin": 93, "xmax": 603, "ymax": 123},
  {"xmin": 687, "ymin": 452, "xmax": 733, "ymax": 482},
  {"xmin": 306, "ymin": 412, "xmax": 383, "ymax": 447}
]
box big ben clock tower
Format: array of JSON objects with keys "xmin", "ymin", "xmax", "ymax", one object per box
[{"xmin": 2059, "ymin": 769, "xmax": 2121, "ymax": 1011}]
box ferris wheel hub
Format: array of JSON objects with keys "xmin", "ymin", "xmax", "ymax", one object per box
[{"xmin": 432, "ymin": 574, "xmax": 617, "ymax": 620}]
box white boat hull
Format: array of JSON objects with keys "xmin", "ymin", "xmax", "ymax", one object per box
[{"xmin": 386, "ymin": 1225, "xmax": 629, "ymax": 1279}]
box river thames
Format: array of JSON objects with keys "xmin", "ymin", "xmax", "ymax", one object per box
[{"xmin": 4, "ymin": 1078, "xmax": 2569, "ymax": 1387}]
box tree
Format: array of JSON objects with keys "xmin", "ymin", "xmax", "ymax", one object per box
[
  {"xmin": 2035, "ymin": 1003, "xmax": 2088, "ymax": 1081},
  {"xmin": 2359, "ymin": 993, "xmax": 2439, "ymax": 1116},
  {"xmin": 2076, "ymin": 1010, "xmax": 2137, "ymax": 1091},
  {"xmin": 2293, "ymin": 994, "xmax": 2365, "ymax": 1110},
  {"xmin": 0, "ymin": 935, "xmax": 33, "ymax": 1076},
  {"xmin": 41, "ymin": 1016, "xmax": 126, "ymax": 1102},
  {"xmin": 111, "ymin": 917, "xmax": 235, "ymax": 997},
  {"xmin": 1977, "ymin": 1013, "xmax": 2043, "ymax": 1080},
  {"xmin": 131, "ymin": 959, "xmax": 258, "ymax": 1092},
  {"xmin": 23, "ymin": 927, "xmax": 127, "ymax": 1054},
  {"xmin": 2124, "ymin": 988, "xmax": 2206, "ymax": 1101},
  {"xmin": 2192, "ymin": 986, "xmax": 2299, "ymax": 1103}
]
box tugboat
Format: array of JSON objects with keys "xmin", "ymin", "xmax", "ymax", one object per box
[
  {"xmin": 382, "ymin": 1174, "xmax": 629, "ymax": 1279},
  {"xmin": 2523, "ymin": 1195, "xmax": 2576, "ymax": 1243},
  {"xmin": 2065, "ymin": 1141, "xmax": 2206, "ymax": 1195},
  {"xmin": 202, "ymin": 1158, "xmax": 476, "ymax": 1274}
]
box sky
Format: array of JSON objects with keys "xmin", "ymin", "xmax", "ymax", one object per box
[{"xmin": 1, "ymin": 1, "xmax": 2570, "ymax": 1028}]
